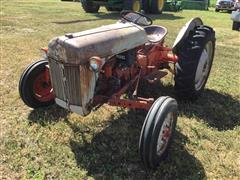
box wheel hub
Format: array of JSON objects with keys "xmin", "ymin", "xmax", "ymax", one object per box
[
  {"xmin": 33, "ymin": 71, "xmax": 54, "ymax": 102},
  {"xmin": 195, "ymin": 41, "xmax": 213, "ymax": 91},
  {"xmin": 156, "ymin": 112, "xmax": 173, "ymax": 156}
]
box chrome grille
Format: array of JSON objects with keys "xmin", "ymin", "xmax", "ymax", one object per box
[{"xmin": 48, "ymin": 57, "xmax": 82, "ymax": 106}]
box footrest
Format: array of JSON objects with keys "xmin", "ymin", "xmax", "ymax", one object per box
[{"xmin": 144, "ymin": 70, "xmax": 168, "ymax": 83}]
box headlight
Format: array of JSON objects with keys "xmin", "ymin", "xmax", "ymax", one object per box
[{"xmin": 89, "ymin": 56, "xmax": 105, "ymax": 72}]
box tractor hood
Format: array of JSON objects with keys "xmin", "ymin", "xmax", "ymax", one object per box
[{"xmin": 48, "ymin": 23, "xmax": 148, "ymax": 64}]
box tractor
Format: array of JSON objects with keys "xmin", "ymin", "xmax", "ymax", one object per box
[
  {"xmin": 81, "ymin": 0, "xmax": 165, "ymax": 13},
  {"xmin": 19, "ymin": 11, "xmax": 215, "ymax": 168}
]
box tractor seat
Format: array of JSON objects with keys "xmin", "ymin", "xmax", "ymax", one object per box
[{"xmin": 144, "ymin": 26, "xmax": 168, "ymax": 43}]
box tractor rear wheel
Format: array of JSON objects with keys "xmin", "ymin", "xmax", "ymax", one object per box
[
  {"xmin": 19, "ymin": 60, "xmax": 55, "ymax": 108},
  {"xmin": 141, "ymin": 0, "xmax": 150, "ymax": 13},
  {"xmin": 81, "ymin": 0, "xmax": 100, "ymax": 13},
  {"xmin": 174, "ymin": 25, "xmax": 216, "ymax": 100},
  {"xmin": 150, "ymin": 0, "xmax": 164, "ymax": 14},
  {"xmin": 139, "ymin": 96, "xmax": 178, "ymax": 169},
  {"xmin": 124, "ymin": 0, "xmax": 141, "ymax": 12}
]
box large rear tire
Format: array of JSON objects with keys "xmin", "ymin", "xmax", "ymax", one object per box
[
  {"xmin": 81, "ymin": 0, "xmax": 100, "ymax": 13},
  {"xmin": 139, "ymin": 96, "xmax": 178, "ymax": 169},
  {"xmin": 150, "ymin": 0, "xmax": 164, "ymax": 14},
  {"xmin": 174, "ymin": 25, "xmax": 216, "ymax": 100},
  {"xmin": 124, "ymin": 0, "xmax": 141, "ymax": 12},
  {"xmin": 19, "ymin": 60, "xmax": 55, "ymax": 108},
  {"xmin": 141, "ymin": 0, "xmax": 150, "ymax": 13}
]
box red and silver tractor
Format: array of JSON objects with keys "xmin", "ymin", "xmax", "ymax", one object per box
[{"xmin": 19, "ymin": 11, "xmax": 215, "ymax": 169}]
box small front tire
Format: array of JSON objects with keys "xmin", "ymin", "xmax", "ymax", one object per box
[
  {"xmin": 19, "ymin": 60, "xmax": 55, "ymax": 108},
  {"xmin": 139, "ymin": 96, "xmax": 178, "ymax": 169}
]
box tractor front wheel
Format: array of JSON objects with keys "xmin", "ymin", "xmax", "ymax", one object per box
[
  {"xmin": 19, "ymin": 60, "xmax": 55, "ymax": 108},
  {"xmin": 81, "ymin": 0, "xmax": 100, "ymax": 13},
  {"xmin": 174, "ymin": 25, "xmax": 216, "ymax": 100},
  {"xmin": 139, "ymin": 96, "xmax": 178, "ymax": 169}
]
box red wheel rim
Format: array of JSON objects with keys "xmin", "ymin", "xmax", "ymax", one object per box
[
  {"xmin": 156, "ymin": 112, "xmax": 174, "ymax": 156},
  {"xmin": 33, "ymin": 71, "xmax": 54, "ymax": 102}
]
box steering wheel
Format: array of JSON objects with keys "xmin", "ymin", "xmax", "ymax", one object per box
[{"xmin": 120, "ymin": 10, "xmax": 153, "ymax": 26}]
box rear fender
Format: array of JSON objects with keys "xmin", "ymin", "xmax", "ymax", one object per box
[{"xmin": 172, "ymin": 17, "xmax": 203, "ymax": 54}]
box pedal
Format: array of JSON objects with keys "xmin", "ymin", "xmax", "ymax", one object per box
[{"xmin": 144, "ymin": 70, "xmax": 168, "ymax": 83}]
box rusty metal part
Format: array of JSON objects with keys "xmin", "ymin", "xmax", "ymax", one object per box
[
  {"xmin": 108, "ymin": 98, "xmax": 153, "ymax": 111},
  {"xmin": 48, "ymin": 57, "xmax": 97, "ymax": 116},
  {"xmin": 114, "ymin": 66, "xmax": 131, "ymax": 81},
  {"xmin": 47, "ymin": 23, "xmax": 148, "ymax": 65},
  {"xmin": 93, "ymin": 95, "xmax": 154, "ymax": 111},
  {"xmin": 45, "ymin": 21, "xmax": 181, "ymax": 115},
  {"xmin": 112, "ymin": 75, "xmax": 139, "ymax": 98},
  {"xmin": 132, "ymin": 70, "xmax": 141, "ymax": 97},
  {"xmin": 136, "ymin": 45, "xmax": 177, "ymax": 77},
  {"xmin": 104, "ymin": 62, "xmax": 113, "ymax": 79},
  {"xmin": 144, "ymin": 70, "xmax": 168, "ymax": 83}
]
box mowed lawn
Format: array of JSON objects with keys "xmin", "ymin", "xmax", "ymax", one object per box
[{"xmin": 1, "ymin": 0, "xmax": 240, "ymax": 179}]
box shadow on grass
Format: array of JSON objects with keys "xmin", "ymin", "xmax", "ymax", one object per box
[
  {"xmin": 138, "ymin": 82, "xmax": 240, "ymax": 131},
  {"xmin": 66, "ymin": 84, "xmax": 239, "ymax": 178},
  {"xmin": 52, "ymin": 12, "xmax": 183, "ymax": 24},
  {"xmin": 52, "ymin": 12, "xmax": 120, "ymax": 24},
  {"xmin": 26, "ymin": 81, "xmax": 239, "ymax": 177},
  {"xmin": 28, "ymin": 104, "xmax": 69, "ymax": 126},
  {"xmin": 68, "ymin": 110, "xmax": 206, "ymax": 179},
  {"xmin": 178, "ymin": 89, "xmax": 240, "ymax": 131}
]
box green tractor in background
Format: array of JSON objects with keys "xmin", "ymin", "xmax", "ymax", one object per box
[
  {"xmin": 81, "ymin": 0, "xmax": 142, "ymax": 13},
  {"xmin": 80, "ymin": 0, "xmax": 181, "ymax": 13}
]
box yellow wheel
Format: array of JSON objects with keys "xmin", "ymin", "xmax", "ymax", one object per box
[
  {"xmin": 150, "ymin": 0, "xmax": 165, "ymax": 14},
  {"xmin": 157, "ymin": 0, "xmax": 164, "ymax": 12},
  {"xmin": 133, "ymin": 0, "xmax": 141, "ymax": 12},
  {"xmin": 124, "ymin": 0, "xmax": 141, "ymax": 12}
]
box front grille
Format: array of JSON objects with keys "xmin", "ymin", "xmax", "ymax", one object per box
[
  {"xmin": 64, "ymin": 65, "xmax": 82, "ymax": 105},
  {"xmin": 48, "ymin": 57, "xmax": 82, "ymax": 106},
  {"xmin": 48, "ymin": 58, "xmax": 66, "ymax": 101}
]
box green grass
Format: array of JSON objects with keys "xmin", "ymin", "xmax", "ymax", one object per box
[
  {"xmin": 209, "ymin": 0, "xmax": 217, "ymax": 7},
  {"xmin": 1, "ymin": 0, "xmax": 240, "ymax": 179}
]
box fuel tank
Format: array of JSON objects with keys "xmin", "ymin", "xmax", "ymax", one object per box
[{"xmin": 48, "ymin": 23, "xmax": 148, "ymax": 64}]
